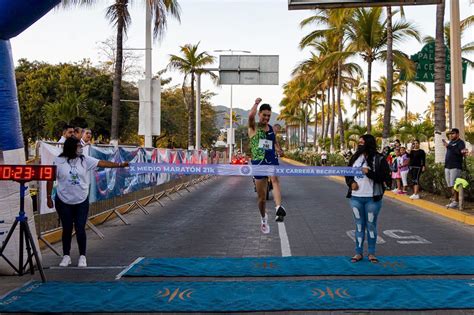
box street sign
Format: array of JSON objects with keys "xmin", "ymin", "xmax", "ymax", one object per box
[
  {"xmin": 404, "ymin": 42, "xmax": 468, "ymax": 83},
  {"xmin": 219, "ymin": 55, "xmax": 279, "ymax": 85},
  {"xmin": 288, "ymin": 0, "xmax": 441, "ymax": 9}
]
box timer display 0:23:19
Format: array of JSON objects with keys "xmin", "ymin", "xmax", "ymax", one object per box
[{"xmin": 0, "ymin": 165, "xmax": 56, "ymax": 181}]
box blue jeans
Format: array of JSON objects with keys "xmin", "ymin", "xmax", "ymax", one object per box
[
  {"xmin": 55, "ymin": 196, "xmax": 89, "ymax": 256},
  {"xmin": 349, "ymin": 196, "xmax": 382, "ymax": 255}
]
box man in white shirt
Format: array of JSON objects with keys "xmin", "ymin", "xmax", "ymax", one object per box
[
  {"xmin": 58, "ymin": 124, "xmax": 74, "ymax": 143},
  {"xmin": 80, "ymin": 128, "xmax": 92, "ymax": 146},
  {"xmin": 321, "ymin": 150, "xmax": 328, "ymax": 166}
]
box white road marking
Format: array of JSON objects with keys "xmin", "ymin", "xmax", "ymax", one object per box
[
  {"xmin": 115, "ymin": 257, "xmax": 145, "ymax": 280},
  {"xmin": 278, "ymin": 222, "xmax": 292, "ymax": 257}
]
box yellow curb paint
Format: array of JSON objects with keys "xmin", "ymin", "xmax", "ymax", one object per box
[{"xmin": 283, "ymin": 157, "xmax": 474, "ymax": 226}]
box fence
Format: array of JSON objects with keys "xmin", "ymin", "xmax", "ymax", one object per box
[{"xmin": 31, "ymin": 142, "xmax": 226, "ymax": 255}]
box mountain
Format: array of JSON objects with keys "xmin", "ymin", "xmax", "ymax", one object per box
[{"xmin": 213, "ymin": 105, "xmax": 284, "ymax": 130}]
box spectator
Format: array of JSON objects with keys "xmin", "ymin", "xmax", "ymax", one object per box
[
  {"xmin": 46, "ymin": 137, "xmax": 129, "ymax": 267},
  {"xmin": 408, "ymin": 139, "xmax": 426, "ymax": 200},
  {"xmin": 74, "ymin": 127, "xmax": 83, "ymax": 140},
  {"xmin": 58, "ymin": 124, "xmax": 74, "ymax": 144},
  {"xmin": 398, "ymin": 147, "xmax": 410, "ymax": 194},
  {"xmin": 391, "ymin": 148, "xmax": 402, "ymax": 193},
  {"xmin": 81, "ymin": 128, "xmax": 92, "ymax": 146},
  {"xmin": 321, "ymin": 149, "xmax": 328, "ymax": 166},
  {"xmin": 394, "ymin": 139, "xmax": 401, "ymax": 150},
  {"xmin": 443, "ymin": 128, "xmax": 469, "ymax": 208},
  {"xmin": 345, "ymin": 134, "xmax": 391, "ymax": 264}
]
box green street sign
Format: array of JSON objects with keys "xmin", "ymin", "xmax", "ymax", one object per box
[{"xmin": 405, "ymin": 42, "xmax": 468, "ymax": 83}]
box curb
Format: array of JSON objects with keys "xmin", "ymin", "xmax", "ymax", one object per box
[{"xmin": 281, "ymin": 157, "xmax": 474, "ymax": 226}]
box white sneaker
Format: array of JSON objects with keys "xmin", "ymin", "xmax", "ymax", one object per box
[
  {"xmin": 260, "ymin": 214, "xmax": 270, "ymax": 234},
  {"xmin": 409, "ymin": 194, "xmax": 420, "ymax": 200},
  {"xmin": 447, "ymin": 201, "xmax": 459, "ymax": 208},
  {"xmin": 77, "ymin": 255, "xmax": 87, "ymax": 267},
  {"xmin": 59, "ymin": 255, "xmax": 71, "ymax": 267},
  {"xmin": 391, "ymin": 188, "xmax": 399, "ymax": 193}
]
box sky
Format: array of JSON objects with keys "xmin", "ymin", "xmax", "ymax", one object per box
[{"xmin": 10, "ymin": 0, "xmax": 474, "ymax": 120}]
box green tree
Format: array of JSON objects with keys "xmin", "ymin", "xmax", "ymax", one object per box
[
  {"xmin": 15, "ymin": 59, "xmax": 139, "ymax": 145},
  {"xmin": 347, "ymin": 7, "xmax": 420, "ymax": 133},
  {"xmin": 62, "ymin": 0, "xmax": 181, "ymax": 144},
  {"xmin": 168, "ymin": 43, "xmax": 217, "ymax": 148},
  {"xmin": 156, "ymin": 87, "xmax": 219, "ymax": 149}
]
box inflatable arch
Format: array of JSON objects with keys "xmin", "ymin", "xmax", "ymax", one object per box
[{"xmin": 0, "ymin": 0, "xmax": 61, "ymax": 274}]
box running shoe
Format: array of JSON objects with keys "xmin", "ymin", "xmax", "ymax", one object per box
[
  {"xmin": 78, "ymin": 255, "xmax": 87, "ymax": 267},
  {"xmin": 446, "ymin": 201, "xmax": 459, "ymax": 208},
  {"xmin": 409, "ymin": 194, "xmax": 420, "ymax": 200},
  {"xmin": 260, "ymin": 214, "xmax": 270, "ymax": 234},
  {"xmin": 59, "ymin": 255, "xmax": 71, "ymax": 267},
  {"xmin": 275, "ymin": 205, "xmax": 286, "ymax": 222}
]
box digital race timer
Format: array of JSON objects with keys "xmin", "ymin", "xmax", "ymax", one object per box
[{"xmin": 0, "ymin": 165, "xmax": 56, "ymax": 181}]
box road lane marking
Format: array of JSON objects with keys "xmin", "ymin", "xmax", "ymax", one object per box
[{"xmin": 278, "ymin": 222, "xmax": 292, "ymax": 257}]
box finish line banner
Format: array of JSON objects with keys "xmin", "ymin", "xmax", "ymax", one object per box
[{"xmin": 130, "ymin": 163, "xmax": 362, "ymax": 177}]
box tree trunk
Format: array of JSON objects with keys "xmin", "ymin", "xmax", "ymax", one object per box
[
  {"xmin": 110, "ymin": 7, "xmax": 125, "ymax": 144},
  {"xmin": 285, "ymin": 125, "xmax": 289, "ymax": 149},
  {"xmin": 434, "ymin": 0, "xmax": 447, "ymax": 163},
  {"xmin": 366, "ymin": 59, "xmax": 373, "ymax": 133},
  {"xmin": 314, "ymin": 93, "xmax": 318, "ymax": 147},
  {"xmin": 321, "ymin": 91, "xmax": 325, "ymax": 142},
  {"xmin": 382, "ymin": 6, "xmax": 393, "ymax": 147},
  {"xmin": 336, "ymin": 61, "xmax": 345, "ymax": 150},
  {"xmin": 189, "ymin": 72, "xmax": 195, "ymax": 148},
  {"xmin": 330, "ymin": 85, "xmax": 336, "ymax": 152},
  {"xmin": 405, "ymin": 81, "xmax": 408, "ymax": 123},
  {"xmin": 324, "ymin": 86, "xmax": 331, "ymax": 139}
]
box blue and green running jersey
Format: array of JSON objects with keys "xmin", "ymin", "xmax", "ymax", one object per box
[{"xmin": 250, "ymin": 124, "xmax": 278, "ymax": 164}]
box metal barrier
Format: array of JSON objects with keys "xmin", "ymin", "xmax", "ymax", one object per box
[{"xmin": 32, "ymin": 143, "xmax": 224, "ymax": 253}]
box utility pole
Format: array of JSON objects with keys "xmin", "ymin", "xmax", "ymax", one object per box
[
  {"xmin": 214, "ymin": 49, "xmax": 251, "ymax": 160},
  {"xmin": 144, "ymin": 1, "xmax": 153, "ymax": 147}
]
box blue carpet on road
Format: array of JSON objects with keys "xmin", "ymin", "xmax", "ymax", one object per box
[
  {"xmin": 122, "ymin": 256, "xmax": 474, "ymax": 277},
  {"xmin": 1, "ymin": 279, "xmax": 473, "ymax": 312}
]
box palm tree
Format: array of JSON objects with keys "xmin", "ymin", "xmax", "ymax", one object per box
[
  {"xmin": 300, "ymin": 9, "xmax": 358, "ymax": 150},
  {"xmin": 168, "ymin": 43, "xmax": 216, "ymax": 147},
  {"xmin": 224, "ymin": 111, "xmax": 241, "ymax": 128},
  {"xmin": 347, "ymin": 7, "xmax": 420, "ymax": 133},
  {"xmin": 291, "ymin": 53, "xmax": 329, "ymax": 148},
  {"xmin": 401, "ymin": 78, "xmax": 427, "ymax": 123},
  {"xmin": 423, "ymin": 14, "xmax": 474, "ymax": 63},
  {"xmin": 465, "ymin": 92, "xmax": 474, "ymax": 124},
  {"xmin": 62, "ymin": 0, "xmax": 181, "ymax": 144},
  {"xmin": 434, "ymin": 0, "xmax": 447, "ymax": 163}
]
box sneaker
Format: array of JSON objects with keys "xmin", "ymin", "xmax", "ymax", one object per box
[
  {"xmin": 59, "ymin": 255, "xmax": 71, "ymax": 267},
  {"xmin": 447, "ymin": 201, "xmax": 459, "ymax": 208},
  {"xmin": 260, "ymin": 214, "xmax": 270, "ymax": 234},
  {"xmin": 275, "ymin": 205, "xmax": 286, "ymax": 222},
  {"xmin": 391, "ymin": 188, "xmax": 399, "ymax": 193},
  {"xmin": 77, "ymin": 255, "xmax": 87, "ymax": 267},
  {"xmin": 409, "ymin": 194, "xmax": 420, "ymax": 200},
  {"xmin": 396, "ymin": 190, "xmax": 405, "ymax": 195}
]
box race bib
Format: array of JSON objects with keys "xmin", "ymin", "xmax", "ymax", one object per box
[{"xmin": 258, "ymin": 139, "xmax": 272, "ymax": 150}]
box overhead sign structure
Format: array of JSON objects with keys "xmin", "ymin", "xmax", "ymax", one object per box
[
  {"xmin": 403, "ymin": 42, "xmax": 469, "ymax": 83},
  {"xmin": 288, "ymin": 0, "xmax": 441, "ymax": 9},
  {"xmin": 219, "ymin": 55, "xmax": 279, "ymax": 85}
]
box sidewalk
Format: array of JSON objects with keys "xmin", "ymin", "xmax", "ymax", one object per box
[{"xmin": 282, "ymin": 157, "xmax": 474, "ymax": 226}]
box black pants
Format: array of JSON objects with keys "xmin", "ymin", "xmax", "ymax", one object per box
[{"xmin": 55, "ymin": 196, "xmax": 89, "ymax": 256}]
